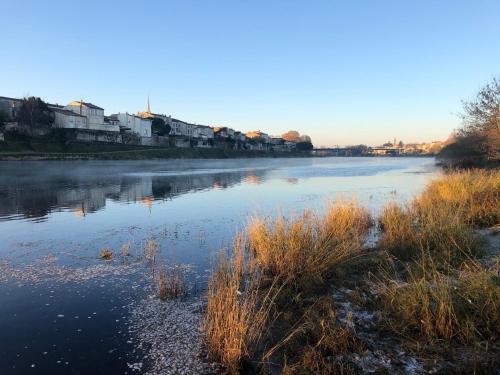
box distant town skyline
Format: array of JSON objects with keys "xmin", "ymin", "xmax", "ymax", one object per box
[{"xmin": 2, "ymin": 0, "xmax": 499, "ymax": 147}]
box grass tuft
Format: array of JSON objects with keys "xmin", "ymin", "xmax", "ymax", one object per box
[
  {"xmin": 157, "ymin": 265, "xmax": 188, "ymax": 300},
  {"xmin": 121, "ymin": 243, "xmax": 130, "ymax": 257},
  {"xmin": 377, "ymin": 261, "xmax": 500, "ymax": 344},
  {"xmin": 204, "ymin": 236, "xmax": 274, "ymax": 373},
  {"xmin": 99, "ymin": 247, "xmax": 113, "ymax": 260},
  {"xmin": 248, "ymin": 200, "xmax": 371, "ymax": 286},
  {"xmin": 205, "ymin": 201, "xmax": 371, "ymax": 373},
  {"xmin": 418, "ymin": 169, "xmax": 500, "ymax": 228}
]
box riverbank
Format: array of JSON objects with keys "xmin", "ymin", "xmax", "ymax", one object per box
[
  {"xmin": 203, "ymin": 169, "xmax": 500, "ymax": 374},
  {"xmin": 0, "ymin": 158, "xmax": 454, "ymax": 373},
  {"xmin": 0, "ymin": 134, "xmax": 312, "ymax": 160},
  {"xmin": 0, "ymin": 148, "xmax": 312, "ymax": 161}
]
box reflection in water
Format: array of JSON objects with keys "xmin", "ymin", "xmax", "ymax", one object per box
[
  {"xmin": 243, "ymin": 174, "xmax": 262, "ymax": 185},
  {"xmin": 0, "ymin": 163, "xmax": 268, "ymax": 222}
]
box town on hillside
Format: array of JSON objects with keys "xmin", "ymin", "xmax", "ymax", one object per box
[
  {"xmin": 0, "ymin": 96, "xmax": 313, "ymax": 153},
  {"xmin": 0, "ymin": 95, "xmax": 444, "ymax": 156},
  {"xmin": 313, "ymin": 139, "xmax": 445, "ymax": 157}
]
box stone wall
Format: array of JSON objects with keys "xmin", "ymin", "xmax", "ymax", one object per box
[{"xmin": 71, "ymin": 129, "xmax": 123, "ymax": 144}]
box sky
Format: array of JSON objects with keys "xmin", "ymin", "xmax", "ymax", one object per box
[{"xmin": 1, "ymin": 0, "xmax": 499, "ymax": 147}]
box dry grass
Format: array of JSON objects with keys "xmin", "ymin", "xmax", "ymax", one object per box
[
  {"xmin": 99, "ymin": 247, "xmax": 113, "ymax": 260},
  {"xmin": 144, "ymin": 238, "xmax": 159, "ymax": 262},
  {"xmin": 418, "ymin": 169, "xmax": 500, "ymax": 228},
  {"xmin": 376, "ymin": 170, "xmax": 500, "ymax": 346},
  {"xmin": 121, "ymin": 243, "xmax": 130, "ymax": 257},
  {"xmin": 379, "ymin": 170, "xmax": 499, "ymax": 264},
  {"xmin": 157, "ymin": 265, "xmax": 188, "ymax": 300},
  {"xmin": 377, "ymin": 261, "xmax": 500, "ymax": 344},
  {"xmin": 272, "ymin": 298, "xmax": 360, "ymax": 375},
  {"xmin": 204, "ymin": 236, "xmax": 278, "ymax": 374},
  {"xmin": 248, "ymin": 200, "xmax": 371, "ymax": 285},
  {"xmin": 205, "ymin": 171, "xmax": 500, "ymax": 372},
  {"xmin": 379, "ymin": 200, "xmax": 484, "ymax": 266},
  {"xmin": 205, "ymin": 201, "xmax": 371, "ymax": 373}
]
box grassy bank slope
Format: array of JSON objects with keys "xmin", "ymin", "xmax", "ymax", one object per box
[
  {"xmin": 204, "ymin": 170, "xmax": 500, "ymax": 374},
  {"xmin": 0, "ymin": 134, "xmax": 310, "ymax": 160}
]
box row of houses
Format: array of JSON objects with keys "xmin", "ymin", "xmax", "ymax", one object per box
[
  {"xmin": 366, "ymin": 142, "xmax": 443, "ymax": 156},
  {"xmin": 0, "ymin": 96, "xmax": 299, "ymax": 151}
]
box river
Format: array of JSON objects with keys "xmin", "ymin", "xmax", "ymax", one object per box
[{"xmin": 0, "ymin": 157, "xmax": 439, "ymax": 374}]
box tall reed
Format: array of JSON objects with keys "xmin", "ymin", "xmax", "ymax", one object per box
[
  {"xmin": 377, "ymin": 170, "xmax": 500, "ymax": 345},
  {"xmin": 204, "ymin": 236, "xmax": 279, "ymax": 374},
  {"xmin": 248, "ymin": 200, "xmax": 371, "ymax": 285},
  {"xmin": 379, "ymin": 200, "xmax": 484, "ymax": 266},
  {"xmin": 418, "ymin": 169, "xmax": 500, "ymax": 228},
  {"xmin": 205, "ymin": 201, "xmax": 372, "ymax": 372},
  {"xmin": 377, "ymin": 261, "xmax": 499, "ymax": 344}
]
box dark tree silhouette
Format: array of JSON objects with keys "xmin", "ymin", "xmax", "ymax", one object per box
[
  {"xmin": 296, "ymin": 141, "xmax": 313, "ymax": 151},
  {"xmin": 151, "ymin": 117, "xmax": 171, "ymax": 136},
  {"xmin": 17, "ymin": 97, "xmax": 54, "ymax": 132},
  {"xmin": 439, "ymin": 77, "xmax": 499, "ymax": 167}
]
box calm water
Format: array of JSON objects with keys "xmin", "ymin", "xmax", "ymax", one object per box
[{"xmin": 0, "ymin": 157, "xmax": 438, "ymax": 374}]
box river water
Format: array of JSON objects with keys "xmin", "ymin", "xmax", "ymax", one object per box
[{"xmin": 0, "ymin": 157, "xmax": 438, "ymax": 374}]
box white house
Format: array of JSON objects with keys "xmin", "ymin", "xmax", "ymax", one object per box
[
  {"xmin": 169, "ymin": 118, "xmax": 195, "ymax": 137},
  {"xmin": 0, "ymin": 96, "xmax": 22, "ymax": 120},
  {"xmin": 193, "ymin": 125, "xmax": 214, "ymax": 139},
  {"xmin": 213, "ymin": 126, "xmax": 236, "ymax": 139},
  {"xmin": 191, "ymin": 125, "xmax": 214, "ymax": 147},
  {"xmin": 115, "ymin": 113, "xmax": 152, "ymax": 137},
  {"xmin": 246, "ymin": 130, "xmax": 270, "ymax": 143},
  {"xmin": 65, "ymin": 101, "xmax": 119, "ymax": 132},
  {"xmin": 52, "ymin": 107, "xmax": 87, "ymax": 129}
]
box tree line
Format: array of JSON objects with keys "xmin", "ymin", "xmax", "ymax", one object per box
[{"xmin": 438, "ymin": 77, "xmax": 499, "ymax": 168}]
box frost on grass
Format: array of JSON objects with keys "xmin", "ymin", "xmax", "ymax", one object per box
[{"xmin": 332, "ymin": 287, "xmax": 425, "ymax": 374}]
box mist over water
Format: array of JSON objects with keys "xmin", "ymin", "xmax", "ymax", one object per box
[{"xmin": 0, "ymin": 157, "xmax": 438, "ymax": 373}]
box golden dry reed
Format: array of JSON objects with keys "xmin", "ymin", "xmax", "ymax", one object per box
[
  {"xmin": 248, "ymin": 200, "xmax": 371, "ymax": 284},
  {"xmin": 157, "ymin": 265, "xmax": 188, "ymax": 300},
  {"xmin": 204, "ymin": 236, "xmax": 275, "ymax": 374},
  {"xmin": 204, "ymin": 170, "xmax": 500, "ymax": 372},
  {"xmin": 377, "ymin": 170, "xmax": 500, "ymax": 345},
  {"xmin": 204, "ymin": 200, "xmax": 371, "ymax": 373}
]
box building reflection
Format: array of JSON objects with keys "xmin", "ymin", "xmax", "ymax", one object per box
[{"xmin": 0, "ymin": 168, "xmax": 267, "ymax": 221}]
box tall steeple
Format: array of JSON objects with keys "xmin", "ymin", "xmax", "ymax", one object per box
[{"xmin": 147, "ymin": 96, "xmax": 151, "ymax": 113}]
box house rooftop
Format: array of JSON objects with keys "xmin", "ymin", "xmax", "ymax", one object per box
[
  {"xmin": 68, "ymin": 101, "xmax": 104, "ymax": 110},
  {"xmin": 52, "ymin": 107, "xmax": 86, "ymax": 117},
  {"xmin": 0, "ymin": 96, "xmax": 22, "ymax": 102}
]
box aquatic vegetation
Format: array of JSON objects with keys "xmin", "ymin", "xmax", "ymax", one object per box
[
  {"xmin": 144, "ymin": 239, "xmax": 159, "ymax": 262},
  {"xmin": 157, "ymin": 265, "xmax": 188, "ymax": 300},
  {"xmin": 377, "ymin": 261, "xmax": 500, "ymax": 344},
  {"xmin": 375, "ymin": 171, "xmax": 500, "ymax": 354},
  {"xmin": 378, "ymin": 200, "xmax": 484, "ymax": 266},
  {"xmin": 204, "ymin": 170, "xmax": 500, "ymax": 373},
  {"xmin": 205, "ymin": 202, "xmax": 372, "ymax": 373},
  {"xmin": 248, "ymin": 200, "xmax": 371, "ymax": 286},
  {"xmin": 377, "ymin": 171, "xmax": 500, "ymax": 266},
  {"xmin": 417, "ymin": 169, "xmax": 500, "ymax": 228},
  {"xmin": 99, "ymin": 247, "xmax": 113, "ymax": 260},
  {"xmin": 204, "ymin": 238, "xmax": 278, "ymax": 374},
  {"xmin": 121, "ymin": 243, "xmax": 130, "ymax": 257}
]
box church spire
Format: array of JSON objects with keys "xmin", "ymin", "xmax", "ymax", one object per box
[{"xmin": 147, "ymin": 96, "xmax": 151, "ymax": 113}]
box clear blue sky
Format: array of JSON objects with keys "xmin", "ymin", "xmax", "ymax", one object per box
[{"xmin": 1, "ymin": 0, "xmax": 499, "ymax": 146}]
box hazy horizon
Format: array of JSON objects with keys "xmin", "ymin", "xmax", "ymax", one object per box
[{"xmin": 2, "ymin": 0, "xmax": 499, "ymax": 147}]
